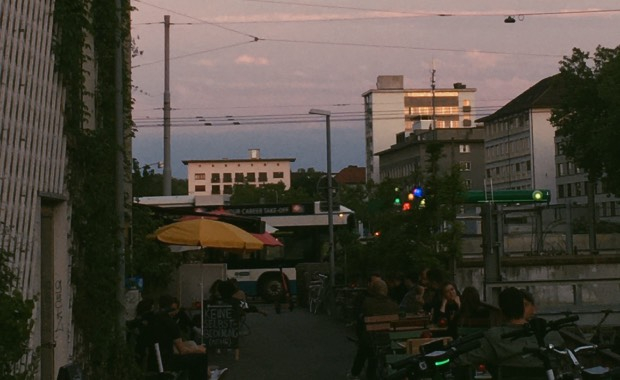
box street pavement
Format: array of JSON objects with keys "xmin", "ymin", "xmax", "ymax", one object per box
[{"xmin": 208, "ymin": 303, "xmax": 357, "ymax": 379}]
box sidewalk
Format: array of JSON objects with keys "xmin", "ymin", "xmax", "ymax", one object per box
[{"xmin": 207, "ymin": 304, "xmax": 356, "ymax": 379}]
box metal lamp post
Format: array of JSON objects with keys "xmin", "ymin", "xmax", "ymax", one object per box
[{"xmin": 309, "ymin": 109, "xmax": 335, "ymax": 287}]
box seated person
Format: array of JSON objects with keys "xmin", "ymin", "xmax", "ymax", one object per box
[
  {"xmin": 454, "ymin": 287, "xmax": 565, "ymax": 380},
  {"xmin": 457, "ymin": 286, "xmax": 501, "ymax": 329},
  {"xmin": 149, "ymin": 294, "xmax": 208, "ymax": 380}
]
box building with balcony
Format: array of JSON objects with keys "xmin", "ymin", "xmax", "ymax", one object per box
[
  {"xmin": 363, "ymin": 75, "xmax": 477, "ymax": 183},
  {"xmin": 184, "ymin": 149, "xmax": 295, "ymax": 195}
]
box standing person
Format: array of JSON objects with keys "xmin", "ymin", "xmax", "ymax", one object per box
[
  {"xmin": 348, "ymin": 279, "xmax": 400, "ymax": 380},
  {"xmin": 148, "ymin": 294, "xmax": 208, "ymax": 380},
  {"xmin": 454, "ymin": 287, "xmax": 565, "ymax": 380}
]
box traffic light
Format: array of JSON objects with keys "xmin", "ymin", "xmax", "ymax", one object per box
[
  {"xmin": 464, "ymin": 189, "xmax": 551, "ymax": 204},
  {"xmin": 402, "ymin": 202, "xmax": 411, "ymax": 211}
]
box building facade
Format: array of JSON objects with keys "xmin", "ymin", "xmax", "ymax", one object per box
[
  {"xmin": 376, "ymin": 127, "xmax": 486, "ymax": 190},
  {"xmin": 184, "ymin": 149, "xmax": 295, "ymax": 195},
  {"xmin": 363, "ymin": 75, "xmax": 477, "ymax": 183},
  {"xmin": 1, "ymin": 1, "xmax": 74, "ymax": 377},
  {"xmin": 478, "ymin": 75, "xmax": 561, "ymax": 203}
]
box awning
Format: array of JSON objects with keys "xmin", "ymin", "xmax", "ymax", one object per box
[{"xmin": 251, "ymin": 232, "xmax": 284, "ymax": 247}]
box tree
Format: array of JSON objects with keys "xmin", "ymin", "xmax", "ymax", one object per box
[
  {"xmin": 550, "ymin": 45, "xmax": 620, "ymax": 195},
  {"xmin": 0, "ymin": 249, "xmax": 36, "ymax": 380}
]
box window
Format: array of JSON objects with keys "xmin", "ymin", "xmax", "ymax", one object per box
[
  {"xmin": 575, "ymin": 182, "xmax": 582, "ymax": 196},
  {"xmin": 557, "ymin": 184, "xmax": 564, "ymax": 198},
  {"xmin": 195, "ymin": 185, "xmax": 206, "ymax": 192},
  {"xmin": 223, "ymin": 173, "xmax": 232, "ymax": 182},
  {"xmin": 211, "ymin": 185, "xmax": 221, "ymax": 194},
  {"xmin": 223, "ymin": 185, "xmax": 233, "ymax": 194},
  {"xmin": 211, "ymin": 173, "xmax": 220, "ymax": 183},
  {"xmin": 464, "ymin": 179, "xmax": 472, "ymax": 189},
  {"xmin": 515, "ymin": 163, "xmax": 521, "ymax": 172},
  {"xmin": 459, "ymin": 161, "xmax": 471, "ymax": 171},
  {"xmin": 273, "ymin": 172, "xmax": 284, "ymax": 179},
  {"xmin": 459, "ymin": 144, "xmax": 470, "ymax": 153},
  {"xmin": 526, "ymin": 160, "xmax": 531, "ymax": 171},
  {"xmin": 258, "ymin": 172, "xmax": 268, "ymax": 182},
  {"xmin": 195, "ymin": 173, "xmax": 206, "ymax": 180},
  {"xmin": 235, "ymin": 173, "xmax": 244, "ymax": 182},
  {"xmin": 246, "ymin": 172, "xmax": 256, "ymax": 182},
  {"xmin": 557, "ymin": 163, "xmax": 565, "ymax": 176}
]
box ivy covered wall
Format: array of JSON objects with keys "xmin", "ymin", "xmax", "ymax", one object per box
[{"xmin": 53, "ymin": 0, "xmax": 137, "ymax": 377}]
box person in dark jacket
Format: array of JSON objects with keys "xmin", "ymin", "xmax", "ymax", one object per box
[
  {"xmin": 348, "ymin": 279, "xmax": 400, "ymax": 380},
  {"xmin": 148, "ymin": 294, "xmax": 208, "ymax": 380}
]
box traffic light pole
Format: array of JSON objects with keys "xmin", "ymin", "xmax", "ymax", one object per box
[{"xmin": 482, "ymin": 202, "xmax": 503, "ymax": 302}]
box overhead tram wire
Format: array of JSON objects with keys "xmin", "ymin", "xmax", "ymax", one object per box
[
  {"xmin": 132, "ymin": 107, "xmax": 502, "ymax": 129},
  {"xmin": 132, "ymin": 105, "xmax": 503, "ymax": 123}
]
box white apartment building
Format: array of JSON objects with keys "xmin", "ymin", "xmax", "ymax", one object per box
[
  {"xmin": 184, "ymin": 149, "xmax": 295, "ymax": 195},
  {"xmin": 478, "ymin": 75, "xmax": 560, "ymax": 204},
  {"xmin": 363, "ymin": 75, "xmax": 477, "ymax": 183}
]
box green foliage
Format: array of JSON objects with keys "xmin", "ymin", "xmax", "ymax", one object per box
[
  {"xmin": 0, "ymin": 249, "xmax": 36, "ymax": 380},
  {"xmin": 551, "ymin": 45, "xmax": 620, "ymax": 195},
  {"xmin": 130, "ymin": 205, "xmax": 181, "ymax": 297},
  {"xmin": 132, "ymin": 159, "xmax": 188, "ymax": 196},
  {"xmin": 348, "ymin": 142, "xmax": 466, "ymax": 279},
  {"xmin": 52, "ymin": 0, "xmax": 140, "ymax": 378}
]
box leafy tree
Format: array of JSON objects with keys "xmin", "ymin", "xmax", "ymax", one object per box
[
  {"xmin": 132, "ymin": 159, "xmax": 188, "ymax": 197},
  {"xmin": 550, "ymin": 45, "xmax": 620, "ymax": 195},
  {"xmin": 351, "ymin": 142, "xmax": 466, "ymax": 279},
  {"xmin": 0, "ymin": 249, "xmax": 36, "ymax": 380}
]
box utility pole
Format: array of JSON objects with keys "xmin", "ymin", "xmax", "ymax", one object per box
[
  {"xmin": 431, "ymin": 63, "xmax": 436, "ymax": 133},
  {"xmin": 163, "ymin": 15, "xmax": 172, "ymax": 195},
  {"xmin": 115, "ymin": 0, "xmax": 126, "ymax": 331}
]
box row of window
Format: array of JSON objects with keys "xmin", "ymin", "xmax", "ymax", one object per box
[
  {"xmin": 194, "ymin": 172, "xmax": 285, "ymax": 183},
  {"xmin": 485, "ymin": 138, "xmax": 530, "ymax": 160},
  {"xmin": 486, "ymin": 161, "xmax": 532, "ymax": 177},
  {"xmin": 557, "ymin": 162, "xmax": 582, "ymax": 177},
  {"xmin": 556, "ymin": 181, "xmax": 602, "ymax": 199},
  {"xmin": 194, "ymin": 185, "xmax": 233, "ymax": 195},
  {"xmin": 486, "ymin": 115, "xmax": 530, "ymax": 136}
]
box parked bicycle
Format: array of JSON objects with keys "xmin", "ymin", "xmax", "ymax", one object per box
[
  {"xmin": 385, "ymin": 331, "xmax": 484, "ymax": 380},
  {"xmin": 502, "ymin": 314, "xmax": 620, "ymax": 380},
  {"xmin": 307, "ymin": 272, "xmax": 329, "ymax": 314}
]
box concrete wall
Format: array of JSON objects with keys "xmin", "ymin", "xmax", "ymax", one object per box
[{"xmin": 455, "ymin": 255, "xmax": 620, "ymax": 326}]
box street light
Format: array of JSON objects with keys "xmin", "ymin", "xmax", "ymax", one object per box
[{"xmin": 309, "ymin": 108, "xmax": 335, "ymax": 287}]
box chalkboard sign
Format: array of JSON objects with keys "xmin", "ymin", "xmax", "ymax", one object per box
[{"xmin": 204, "ymin": 304, "xmax": 239, "ymax": 349}]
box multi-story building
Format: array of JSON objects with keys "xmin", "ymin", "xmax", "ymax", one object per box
[
  {"xmin": 555, "ymin": 135, "xmax": 620, "ymax": 222},
  {"xmin": 376, "ymin": 127, "xmax": 486, "ymax": 190},
  {"xmin": 1, "ymin": 1, "xmax": 132, "ymax": 377},
  {"xmin": 477, "ymin": 75, "xmax": 562, "ymax": 203},
  {"xmin": 363, "ymin": 75, "xmax": 477, "ymax": 183},
  {"xmin": 184, "ymin": 149, "xmax": 295, "ymax": 195}
]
